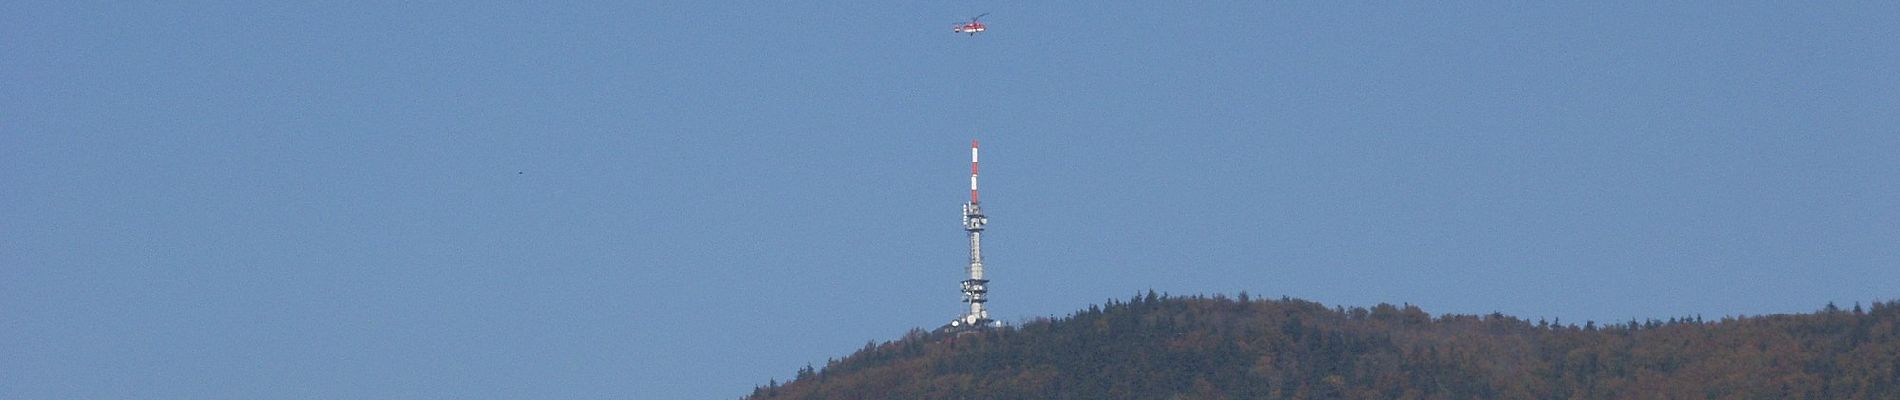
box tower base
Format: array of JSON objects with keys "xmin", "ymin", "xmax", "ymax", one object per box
[
  {"xmin": 938, "ymin": 318, "xmax": 1003, "ymax": 333},
  {"xmin": 937, "ymin": 316, "xmax": 998, "ymax": 335}
]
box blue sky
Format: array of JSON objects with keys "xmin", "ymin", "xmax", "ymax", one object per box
[{"xmin": 5, "ymin": 2, "xmax": 1897, "ymax": 398}]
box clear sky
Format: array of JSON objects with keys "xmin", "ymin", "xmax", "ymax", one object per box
[{"xmin": 4, "ymin": 2, "xmax": 1897, "ymax": 398}]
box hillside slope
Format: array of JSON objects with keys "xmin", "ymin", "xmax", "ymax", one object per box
[{"xmin": 747, "ymin": 293, "xmax": 1899, "ymax": 399}]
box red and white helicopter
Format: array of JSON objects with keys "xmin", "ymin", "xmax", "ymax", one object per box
[{"xmin": 952, "ymin": 13, "xmax": 988, "ymax": 35}]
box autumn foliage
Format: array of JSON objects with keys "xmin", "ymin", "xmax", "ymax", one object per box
[{"xmin": 748, "ymin": 293, "xmax": 1899, "ymax": 399}]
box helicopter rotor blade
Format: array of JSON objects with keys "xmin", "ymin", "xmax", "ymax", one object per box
[{"xmin": 972, "ymin": 13, "xmax": 989, "ymax": 22}]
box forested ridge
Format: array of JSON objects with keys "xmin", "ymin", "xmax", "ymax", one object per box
[{"xmin": 746, "ymin": 293, "xmax": 1900, "ymax": 399}]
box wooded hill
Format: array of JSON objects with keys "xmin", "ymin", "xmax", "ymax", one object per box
[{"xmin": 746, "ymin": 293, "xmax": 1898, "ymax": 399}]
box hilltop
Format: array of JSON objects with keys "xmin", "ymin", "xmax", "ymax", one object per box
[{"xmin": 747, "ymin": 293, "xmax": 1898, "ymax": 399}]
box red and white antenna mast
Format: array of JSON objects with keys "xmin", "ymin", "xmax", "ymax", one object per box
[
  {"xmin": 970, "ymin": 139, "xmax": 981, "ymax": 204},
  {"xmin": 949, "ymin": 139, "xmax": 995, "ymax": 330}
]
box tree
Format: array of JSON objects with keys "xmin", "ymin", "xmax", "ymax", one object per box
[{"xmin": 748, "ymin": 296, "xmax": 1900, "ymax": 399}]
